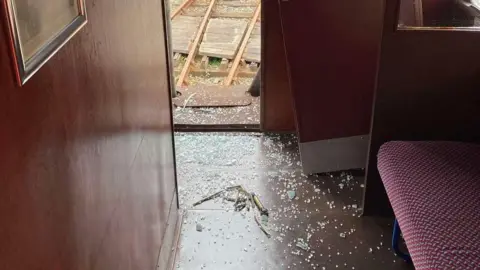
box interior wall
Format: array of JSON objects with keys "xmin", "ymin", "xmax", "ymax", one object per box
[
  {"xmin": 364, "ymin": 0, "xmax": 480, "ymax": 216},
  {"xmin": 261, "ymin": 0, "xmax": 296, "ymax": 132},
  {"xmin": 0, "ymin": 0, "xmax": 178, "ymax": 269},
  {"xmin": 278, "ymin": 0, "xmax": 383, "ymax": 143}
]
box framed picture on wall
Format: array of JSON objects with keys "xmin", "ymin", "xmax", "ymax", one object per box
[{"xmin": 2, "ymin": 0, "xmax": 87, "ymax": 85}]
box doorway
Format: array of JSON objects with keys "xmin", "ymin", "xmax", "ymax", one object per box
[{"xmin": 166, "ymin": 0, "xmax": 262, "ymax": 129}]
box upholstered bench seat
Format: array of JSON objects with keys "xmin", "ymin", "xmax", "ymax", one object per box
[{"xmin": 378, "ymin": 141, "xmax": 480, "ymax": 269}]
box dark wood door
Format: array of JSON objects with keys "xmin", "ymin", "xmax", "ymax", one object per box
[
  {"xmin": 0, "ymin": 0, "xmax": 178, "ymax": 269},
  {"xmin": 278, "ymin": 0, "xmax": 383, "ymax": 173}
]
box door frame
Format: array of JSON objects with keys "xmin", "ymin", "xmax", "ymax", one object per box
[{"xmin": 161, "ymin": 0, "xmax": 180, "ymax": 208}]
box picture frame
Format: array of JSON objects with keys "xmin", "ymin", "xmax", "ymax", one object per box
[{"xmin": 2, "ymin": 0, "xmax": 87, "ymax": 85}]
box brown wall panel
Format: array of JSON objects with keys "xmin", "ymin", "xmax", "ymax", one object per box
[
  {"xmin": 261, "ymin": 0, "xmax": 296, "ymax": 132},
  {"xmin": 0, "ymin": 0, "xmax": 178, "ymax": 269},
  {"xmin": 364, "ymin": 0, "xmax": 480, "ymax": 216},
  {"xmin": 278, "ymin": 0, "xmax": 383, "ymax": 143}
]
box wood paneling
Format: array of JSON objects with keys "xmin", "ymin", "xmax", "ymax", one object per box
[
  {"xmin": 363, "ymin": 0, "xmax": 480, "ymax": 216},
  {"xmin": 0, "ymin": 0, "xmax": 178, "ymax": 269},
  {"xmin": 278, "ymin": 0, "xmax": 383, "ymax": 143},
  {"xmin": 261, "ymin": 0, "xmax": 295, "ymax": 132}
]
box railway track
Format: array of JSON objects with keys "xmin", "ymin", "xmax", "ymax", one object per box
[{"xmin": 170, "ymin": 0, "xmax": 261, "ymax": 87}]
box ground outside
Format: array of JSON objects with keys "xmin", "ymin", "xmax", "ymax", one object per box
[{"xmin": 170, "ymin": 0, "xmax": 261, "ymax": 127}]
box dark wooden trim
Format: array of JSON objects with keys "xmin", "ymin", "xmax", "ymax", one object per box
[{"xmin": 261, "ymin": 0, "xmax": 296, "ymax": 132}]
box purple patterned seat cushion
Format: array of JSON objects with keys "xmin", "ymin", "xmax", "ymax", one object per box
[{"xmin": 378, "ymin": 141, "xmax": 480, "ymax": 269}]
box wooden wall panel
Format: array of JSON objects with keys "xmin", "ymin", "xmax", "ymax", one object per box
[
  {"xmin": 0, "ymin": 0, "xmax": 178, "ymax": 269},
  {"xmin": 364, "ymin": 0, "xmax": 480, "ymax": 216},
  {"xmin": 261, "ymin": 0, "xmax": 296, "ymax": 132},
  {"xmin": 278, "ymin": 0, "xmax": 383, "ymax": 143}
]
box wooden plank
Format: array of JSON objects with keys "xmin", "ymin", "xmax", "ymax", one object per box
[
  {"xmin": 224, "ymin": 3, "xmax": 261, "ymax": 85},
  {"xmin": 171, "ymin": 16, "xmax": 203, "ymax": 53},
  {"xmin": 198, "ymin": 19, "xmax": 249, "ymax": 59},
  {"xmin": 171, "ymin": 0, "xmax": 196, "ymax": 19},
  {"xmin": 176, "ymin": 0, "xmax": 218, "ymax": 87},
  {"xmin": 242, "ymin": 22, "xmax": 261, "ymax": 62}
]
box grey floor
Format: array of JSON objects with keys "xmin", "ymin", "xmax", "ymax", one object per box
[{"xmin": 173, "ymin": 132, "xmax": 413, "ymax": 270}]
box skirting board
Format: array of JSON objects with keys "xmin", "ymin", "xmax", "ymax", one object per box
[{"xmin": 299, "ymin": 134, "xmax": 369, "ymax": 174}]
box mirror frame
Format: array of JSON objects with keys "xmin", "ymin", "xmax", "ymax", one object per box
[{"xmin": 2, "ymin": 0, "xmax": 87, "ymax": 85}]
